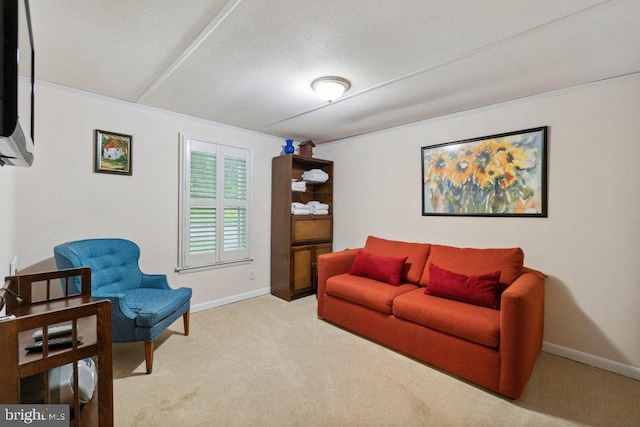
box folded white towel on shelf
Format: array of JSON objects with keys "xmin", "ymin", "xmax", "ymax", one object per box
[
  {"xmin": 292, "ymin": 181, "xmax": 306, "ymax": 192},
  {"xmin": 307, "ymin": 201, "xmax": 329, "ymax": 212},
  {"xmin": 291, "ymin": 208, "xmax": 311, "ymax": 215},
  {"xmin": 302, "ymin": 169, "xmax": 329, "ymax": 183},
  {"xmin": 291, "ymin": 202, "xmax": 308, "ymax": 210},
  {"xmin": 311, "ymin": 209, "xmax": 329, "ymax": 215}
]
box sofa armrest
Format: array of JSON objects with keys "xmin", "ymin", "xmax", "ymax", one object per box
[
  {"xmin": 498, "ymin": 271, "xmax": 546, "ymax": 398},
  {"xmin": 317, "ymin": 248, "xmax": 360, "ymax": 316}
]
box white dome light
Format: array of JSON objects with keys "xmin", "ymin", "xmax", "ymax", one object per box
[{"xmin": 311, "ymin": 76, "xmax": 351, "ymax": 102}]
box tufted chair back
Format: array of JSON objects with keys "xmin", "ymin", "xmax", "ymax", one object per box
[{"xmin": 54, "ymin": 238, "xmax": 144, "ymax": 295}]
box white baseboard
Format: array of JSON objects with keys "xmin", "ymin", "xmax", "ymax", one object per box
[
  {"xmin": 542, "ymin": 341, "xmax": 640, "ymax": 381},
  {"xmin": 190, "ymin": 287, "xmax": 271, "ymax": 313}
]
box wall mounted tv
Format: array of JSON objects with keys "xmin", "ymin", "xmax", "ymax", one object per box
[{"xmin": 0, "ymin": 0, "xmax": 35, "ymax": 167}]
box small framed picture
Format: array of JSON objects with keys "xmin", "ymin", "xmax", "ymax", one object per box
[{"xmin": 94, "ymin": 129, "xmax": 132, "ymax": 175}]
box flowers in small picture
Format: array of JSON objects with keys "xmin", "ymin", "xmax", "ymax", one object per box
[
  {"xmin": 95, "ymin": 129, "xmax": 132, "ymax": 175},
  {"xmin": 422, "ymin": 127, "xmax": 547, "ymax": 216}
]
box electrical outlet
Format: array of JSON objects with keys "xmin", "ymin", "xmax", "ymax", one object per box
[{"xmin": 248, "ymin": 270, "xmax": 255, "ymax": 280}]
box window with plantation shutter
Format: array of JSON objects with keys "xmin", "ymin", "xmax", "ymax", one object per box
[{"xmin": 179, "ymin": 135, "xmax": 251, "ymax": 271}]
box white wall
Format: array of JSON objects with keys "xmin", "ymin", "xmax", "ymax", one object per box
[
  {"xmin": 316, "ymin": 76, "xmax": 640, "ymax": 376},
  {"xmin": 0, "ymin": 166, "xmax": 16, "ymax": 278},
  {"xmin": 15, "ymin": 82, "xmax": 283, "ymax": 308}
]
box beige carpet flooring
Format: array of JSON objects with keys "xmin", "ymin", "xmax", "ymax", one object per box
[{"xmin": 112, "ymin": 295, "xmax": 640, "ymax": 426}]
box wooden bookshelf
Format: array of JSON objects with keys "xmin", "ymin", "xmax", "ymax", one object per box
[{"xmin": 271, "ymin": 154, "xmax": 333, "ymax": 300}]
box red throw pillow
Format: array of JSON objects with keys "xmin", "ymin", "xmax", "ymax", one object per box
[
  {"xmin": 349, "ymin": 250, "xmax": 408, "ymax": 286},
  {"xmin": 364, "ymin": 236, "xmax": 431, "ymax": 284},
  {"xmin": 424, "ymin": 263, "xmax": 501, "ymax": 309}
]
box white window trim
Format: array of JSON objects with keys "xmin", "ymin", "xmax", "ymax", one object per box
[{"xmin": 177, "ymin": 134, "xmax": 252, "ymax": 273}]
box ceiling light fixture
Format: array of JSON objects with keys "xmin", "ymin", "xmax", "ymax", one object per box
[{"xmin": 311, "ymin": 76, "xmax": 351, "ymax": 102}]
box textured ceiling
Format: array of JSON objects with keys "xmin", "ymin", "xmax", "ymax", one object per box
[{"xmin": 27, "ymin": 0, "xmax": 640, "ymax": 143}]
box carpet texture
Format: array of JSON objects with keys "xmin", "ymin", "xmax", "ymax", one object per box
[{"xmin": 112, "ymin": 295, "xmax": 640, "ymax": 426}]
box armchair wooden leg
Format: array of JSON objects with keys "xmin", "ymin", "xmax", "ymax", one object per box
[
  {"xmin": 145, "ymin": 341, "xmax": 154, "ymax": 374},
  {"xmin": 183, "ymin": 311, "xmax": 190, "ymax": 336}
]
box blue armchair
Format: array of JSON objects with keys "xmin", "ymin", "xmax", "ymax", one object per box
[{"xmin": 54, "ymin": 238, "xmax": 192, "ymax": 374}]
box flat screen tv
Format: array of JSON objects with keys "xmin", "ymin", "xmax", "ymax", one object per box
[{"xmin": 0, "ymin": 0, "xmax": 34, "ymax": 167}]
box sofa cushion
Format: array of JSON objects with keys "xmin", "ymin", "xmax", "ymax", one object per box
[
  {"xmin": 420, "ymin": 245, "xmax": 524, "ymax": 288},
  {"xmin": 393, "ymin": 288, "xmax": 501, "ymax": 348},
  {"xmin": 349, "ymin": 250, "xmax": 407, "ymax": 285},
  {"xmin": 325, "ymin": 273, "xmax": 418, "ymax": 314},
  {"xmin": 364, "ymin": 236, "xmax": 431, "ymax": 285},
  {"xmin": 425, "ymin": 264, "xmax": 501, "ymax": 309}
]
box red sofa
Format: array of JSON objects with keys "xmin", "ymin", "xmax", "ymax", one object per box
[{"xmin": 317, "ymin": 236, "xmax": 546, "ymax": 399}]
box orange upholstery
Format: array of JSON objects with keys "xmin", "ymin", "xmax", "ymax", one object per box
[
  {"xmin": 420, "ymin": 245, "xmax": 524, "ymax": 286},
  {"xmin": 393, "ymin": 289, "xmax": 500, "ymax": 347},
  {"xmin": 364, "ymin": 236, "xmax": 431, "ymax": 285},
  {"xmin": 317, "ymin": 237, "xmax": 545, "ymax": 399},
  {"xmin": 321, "ymin": 293, "xmax": 502, "ymax": 392},
  {"xmin": 317, "ymin": 249, "xmax": 359, "ymax": 313},
  {"xmin": 326, "ymin": 273, "xmax": 417, "ymax": 314},
  {"xmin": 499, "ymin": 271, "xmax": 546, "ymax": 398}
]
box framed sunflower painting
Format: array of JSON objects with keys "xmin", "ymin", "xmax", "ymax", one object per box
[{"xmin": 421, "ymin": 127, "xmax": 547, "ymax": 217}]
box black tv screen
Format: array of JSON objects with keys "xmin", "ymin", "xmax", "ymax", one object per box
[{"xmin": 0, "ymin": 0, "xmax": 34, "ymax": 166}]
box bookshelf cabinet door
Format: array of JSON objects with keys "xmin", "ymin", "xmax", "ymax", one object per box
[
  {"xmin": 291, "ymin": 246, "xmax": 313, "ymax": 294},
  {"xmin": 290, "ymin": 243, "xmax": 333, "ymax": 297}
]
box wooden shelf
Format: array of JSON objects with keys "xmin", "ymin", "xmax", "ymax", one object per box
[
  {"xmin": 271, "ymin": 155, "xmax": 334, "ymax": 301},
  {"xmin": 0, "ymin": 268, "xmax": 114, "ymax": 426}
]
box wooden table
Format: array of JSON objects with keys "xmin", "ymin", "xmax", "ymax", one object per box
[{"xmin": 0, "ymin": 268, "xmax": 114, "ymax": 426}]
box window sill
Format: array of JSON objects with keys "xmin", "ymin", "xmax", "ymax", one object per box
[{"xmin": 176, "ymin": 258, "xmax": 252, "ymax": 274}]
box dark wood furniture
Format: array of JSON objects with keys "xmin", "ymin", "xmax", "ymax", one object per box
[
  {"xmin": 0, "ymin": 268, "xmax": 114, "ymax": 426},
  {"xmin": 271, "ymin": 154, "xmax": 333, "ymax": 301}
]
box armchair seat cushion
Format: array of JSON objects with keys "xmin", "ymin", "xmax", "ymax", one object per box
[{"xmin": 122, "ymin": 287, "xmax": 192, "ymax": 328}]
